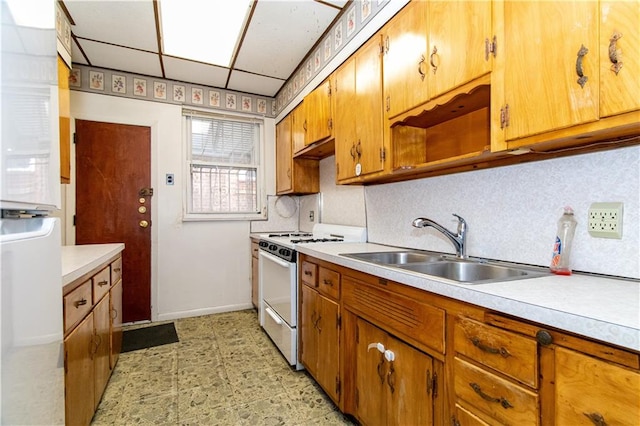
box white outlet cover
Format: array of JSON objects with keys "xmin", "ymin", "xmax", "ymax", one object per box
[{"xmin": 588, "ymin": 202, "xmax": 623, "ymax": 239}]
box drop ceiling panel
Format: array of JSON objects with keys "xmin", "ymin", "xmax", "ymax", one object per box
[
  {"xmin": 71, "ymin": 39, "xmax": 88, "ymax": 65},
  {"xmin": 65, "ymin": 1, "xmax": 158, "ymax": 51},
  {"xmin": 163, "ymin": 56, "xmax": 229, "ymax": 88},
  {"xmin": 234, "ymin": 1, "xmax": 340, "ymax": 79},
  {"xmin": 322, "ymin": 0, "xmax": 349, "ymax": 8},
  {"xmin": 227, "ymin": 70, "xmax": 284, "ymax": 97},
  {"xmin": 79, "ymin": 39, "xmax": 162, "ymax": 77}
]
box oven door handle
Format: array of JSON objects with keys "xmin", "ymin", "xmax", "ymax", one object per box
[
  {"xmin": 259, "ymin": 250, "xmax": 292, "ymax": 268},
  {"xmin": 265, "ymin": 306, "xmax": 283, "ymax": 325}
]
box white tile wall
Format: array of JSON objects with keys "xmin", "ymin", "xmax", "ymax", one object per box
[{"xmin": 363, "ymin": 146, "xmax": 640, "ymax": 279}]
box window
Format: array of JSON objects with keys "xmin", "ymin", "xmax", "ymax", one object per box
[{"xmin": 184, "ymin": 109, "xmax": 265, "ymax": 220}]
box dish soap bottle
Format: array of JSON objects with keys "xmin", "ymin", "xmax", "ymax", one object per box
[{"xmin": 550, "ymin": 206, "xmax": 577, "ymax": 275}]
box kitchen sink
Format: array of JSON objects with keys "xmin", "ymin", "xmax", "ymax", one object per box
[
  {"xmin": 341, "ymin": 250, "xmax": 549, "ymax": 284},
  {"xmin": 342, "ymin": 250, "xmax": 446, "ymax": 265}
]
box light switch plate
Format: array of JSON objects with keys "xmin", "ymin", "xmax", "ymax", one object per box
[{"xmin": 588, "ymin": 202, "xmax": 623, "ymax": 239}]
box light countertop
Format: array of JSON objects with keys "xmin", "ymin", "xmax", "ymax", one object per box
[
  {"xmin": 296, "ymin": 242, "xmax": 640, "ymax": 352},
  {"xmin": 62, "ymin": 243, "xmax": 125, "ymax": 287}
]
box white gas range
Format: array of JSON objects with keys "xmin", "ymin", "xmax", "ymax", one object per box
[{"xmin": 258, "ymin": 223, "xmax": 367, "ymax": 370}]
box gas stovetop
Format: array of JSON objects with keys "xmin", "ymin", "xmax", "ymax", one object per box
[{"xmin": 258, "ymin": 224, "xmax": 367, "ymax": 261}]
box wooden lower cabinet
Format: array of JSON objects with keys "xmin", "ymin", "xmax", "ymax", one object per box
[
  {"xmin": 251, "ymin": 239, "xmax": 259, "ymax": 308},
  {"xmin": 355, "ymin": 317, "xmax": 435, "ymax": 426},
  {"xmin": 299, "ymin": 255, "xmax": 640, "ymax": 426},
  {"xmin": 63, "ymin": 254, "xmax": 123, "ymax": 425}
]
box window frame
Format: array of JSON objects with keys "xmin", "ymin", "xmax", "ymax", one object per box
[{"xmin": 182, "ymin": 108, "xmax": 266, "ymax": 221}]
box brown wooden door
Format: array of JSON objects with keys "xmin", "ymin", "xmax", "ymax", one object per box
[{"xmin": 75, "ymin": 120, "xmax": 151, "ymax": 322}]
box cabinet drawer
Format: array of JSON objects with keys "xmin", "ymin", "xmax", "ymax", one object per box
[
  {"xmin": 300, "ymin": 261, "xmax": 317, "ymax": 287},
  {"xmin": 454, "ymin": 404, "xmax": 491, "ymax": 426},
  {"xmin": 317, "ymin": 266, "xmax": 340, "ymax": 300},
  {"xmin": 455, "ymin": 317, "xmax": 538, "ymax": 388},
  {"xmin": 555, "ymin": 347, "xmax": 640, "ymax": 425},
  {"xmin": 343, "ymin": 276, "xmax": 445, "ymax": 354},
  {"xmin": 111, "ymin": 257, "xmax": 122, "ymax": 284},
  {"xmin": 64, "ymin": 280, "xmax": 92, "ymax": 333},
  {"xmin": 92, "ymin": 266, "xmax": 111, "ymax": 303},
  {"xmin": 454, "ymin": 357, "xmax": 539, "ymax": 425}
]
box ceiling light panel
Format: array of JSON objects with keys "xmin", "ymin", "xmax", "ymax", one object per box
[
  {"xmin": 65, "ymin": 1, "xmax": 158, "ymax": 51},
  {"xmin": 159, "ymin": 0, "xmax": 251, "ymax": 67}
]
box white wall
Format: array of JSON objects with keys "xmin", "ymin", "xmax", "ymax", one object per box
[
  {"xmin": 70, "ymin": 92, "xmax": 276, "ymax": 321},
  {"xmin": 319, "ymin": 156, "xmax": 367, "ymax": 227},
  {"xmin": 361, "ymin": 146, "xmax": 640, "ymax": 279}
]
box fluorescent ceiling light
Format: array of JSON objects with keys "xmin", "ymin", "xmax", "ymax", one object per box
[
  {"xmin": 5, "ymin": 0, "xmax": 54, "ymax": 29},
  {"xmin": 160, "ymin": 0, "xmax": 251, "ymax": 67}
]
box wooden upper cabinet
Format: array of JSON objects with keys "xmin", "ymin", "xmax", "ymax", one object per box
[
  {"xmin": 383, "ymin": 0, "xmax": 429, "ymax": 119},
  {"xmin": 599, "ymin": 1, "xmax": 640, "ymax": 118},
  {"xmin": 275, "ymin": 114, "xmax": 293, "ymax": 194},
  {"xmin": 499, "ymin": 1, "xmax": 599, "ymax": 141},
  {"xmin": 291, "ymin": 102, "xmax": 306, "ymax": 154},
  {"xmin": 334, "ymin": 57, "xmax": 358, "ymax": 182},
  {"xmin": 305, "ymin": 79, "xmax": 333, "ymax": 146},
  {"xmin": 58, "ymin": 56, "xmax": 71, "ymax": 184},
  {"xmin": 427, "ymin": 0, "xmax": 492, "ymax": 99}
]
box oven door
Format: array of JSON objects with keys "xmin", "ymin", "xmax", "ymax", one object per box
[{"xmin": 259, "ymin": 250, "xmax": 297, "ymax": 327}]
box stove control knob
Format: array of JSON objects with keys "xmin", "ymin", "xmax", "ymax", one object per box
[
  {"xmin": 280, "ymin": 248, "xmax": 290, "ymax": 257},
  {"xmin": 259, "ymin": 241, "xmax": 269, "ymax": 248},
  {"xmin": 269, "ymin": 244, "xmax": 277, "ymax": 251}
]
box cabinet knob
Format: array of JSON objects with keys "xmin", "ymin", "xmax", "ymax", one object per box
[{"xmin": 536, "ymin": 329, "xmax": 553, "ymax": 346}]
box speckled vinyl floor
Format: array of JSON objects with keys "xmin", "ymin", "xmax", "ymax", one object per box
[{"xmin": 91, "ymin": 309, "xmax": 355, "ymax": 425}]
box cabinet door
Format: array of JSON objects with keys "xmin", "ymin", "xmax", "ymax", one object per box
[
  {"xmin": 428, "ymin": 0, "xmax": 492, "ymax": 99},
  {"xmin": 334, "ymin": 57, "xmax": 357, "ymax": 181},
  {"xmin": 355, "ymin": 318, "xmax": 388, "ymax": 426},
  {"xmin": 94, "ymin": 294, "xmax": 111, "ymax": 408},
  {"xmin": 300, "ymin": 284, "xmax": 319, "ymax": 375},
  {"xmin": 275, "ymin": 115, "xmax": 293, "ymax": 193},
  {"xmin": 315, "ymin": 294, "xmax": 340, "ymax": 403},
  {"xmin": 291, "ymin": 103, "xmax": 307, "ymax": 154},
  {"xmin": 386, "ymin": 334, "xmax": 434, "ymax": 426},
  {"xmin": 355, "ymin": 35, "xmax": 385, "ymax": 177},
  {"xmin": 110, "ymin": 278, "xmax": 123, "ymax": 369},
  {"xmin": 599, "ymin": 1, "xmax": 640, "ymax": 118},
  {"xmin": 555, "ymin": 347, "xmax": 640, "ymax": 425},
  {"xmin": 383, "ymin": 0, "xmax": 428, "ymax": 118},
  {"xmin": 305, "ymin": 80, "xmax": 333, "ymax": 145},
  {"xmin": 65, "ymin": 313, "xmax": 95, "ymax": 426},
  {"xmin": 502, "ymin": 1, "xmax": 599, "ymax": 141},
  {"xmin": 58, "ymin": 56, "xmax": 71, "ymax": 183}
]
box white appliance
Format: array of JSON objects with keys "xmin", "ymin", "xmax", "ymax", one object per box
[
  {"xmin": 258, "ymin": 223, "xmax": 367, "ymax": 370},
  {"xmin": 1, "ymin": 1, "xmax": 64, "ymax": 423}
]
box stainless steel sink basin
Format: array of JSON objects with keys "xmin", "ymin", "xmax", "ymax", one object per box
[
  {"xmin": 342, "ymin": 251, "xmax": 446, "ymax": 265},
  {"xmin": 341, "ymin": 250, "xmax": 549, "ymax": 284},
  {"xmin": 398, "ymin": 261, "xmax": 546, "ymax": 284}
]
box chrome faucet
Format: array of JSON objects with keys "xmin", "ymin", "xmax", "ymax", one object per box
[{"xmin": 412, "ymin": 214, "xmax": 468, "ymax": 259}]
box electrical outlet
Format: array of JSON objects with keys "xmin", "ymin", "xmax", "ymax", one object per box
[{"xmin": 588, "ymin": 202, "xmax": 623, "ymax": 239}]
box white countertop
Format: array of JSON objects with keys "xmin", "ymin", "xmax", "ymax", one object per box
[
  {"xmin": 296, "ymin": 242, "xmax": 640, "ymax": 352},
  {"xmin": 62, "ymin": 243, "xmax": 125, "ymax": 287}
]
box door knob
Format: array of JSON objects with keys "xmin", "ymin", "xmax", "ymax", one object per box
[{"xmin": 139, "ymin": 220, "xmax": 149, "ymax": 228}]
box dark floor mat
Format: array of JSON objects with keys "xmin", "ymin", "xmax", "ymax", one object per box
[{"xmin": 121, "ymin": 323, "xmax": 179, "ymax": 353}]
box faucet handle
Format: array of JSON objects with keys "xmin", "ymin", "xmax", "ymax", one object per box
[{"xmin": 452, "ymin": 214, "xmax": 467, "ymax": 233}]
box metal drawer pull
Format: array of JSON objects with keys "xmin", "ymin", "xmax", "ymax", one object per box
[
  {"xmin": 469, "ymin": 383, "xmax": 513, "ymax": 409},
  {"xmin": 576, "ymin": 44, "xmax": 589, "ymax": 88},
  {"xmin": 608, "ymin": 32, "xmax": 623, "ymax": 75},
  {"xmin": 98, "ymin": 280, "xmax": 109, "ymax": 287},
  {"xmin": 584, "ymin": 412, "xmax": 607, "ymax": 426},
  {"xmin": 74, "ymin": 298, "xmax": 87, "ymax": 308},
  {"xmin": 323, "ymin": 279, "xmax": 333, "ymax": 286},
  {"xmin": 387, "ymin": 362, "xmax": 396, "ymax": 394},
  {"xmin": 418, "ymin": 54, "xmax": 426, "ymax": 81},
  {"xmin": 470, "ymin": 336, "xmax": 511, "ymax": 358},
  {"xmin": 304, "ymin": 270, "xmax": 313, "ymax": 276},
  {"xmin": 113, "ymin": 267, "xmax": 121, "ymax": 273},
  {"xmin": 430, "ymin": 45, "xmax": 438, "ymax": 74},
  {"xmin": 111, "ymin": 308, "xmax": 118, "ymax": 320}
]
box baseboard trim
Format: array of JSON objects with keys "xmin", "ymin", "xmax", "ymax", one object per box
[{"xmin": 155, "ymin": 303, "xmax": 254, "ymax": 322}]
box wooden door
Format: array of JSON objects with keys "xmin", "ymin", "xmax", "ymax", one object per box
[
  {"xmin": 502, "ymin": 1, "xmax": 599, "ymax": 141},
  {"xmin": 599, "ymin": 1, "xmax": 640, "ymax": 118},
  {"xmin": 291, "ymin": 103, "xmax": 307, "ymax": 154},
  {"xmin": 305, "ymin": 80, "xmax": 332, "ymax": 145},
  {"xmin": 334, "ymin": 58, "xmax": 357, "ymax": 181},
  {"xmin": 355, "ymin": 318, "xmax": 388, "ymax": 426},
  {"xmin": 355, "ymin": 35, "xmax": 385, "ymax": 177},
  {"xmin": 383, "ymin": 0, "xmax": 428, "ymax": 119},
  {"xmin": 428, "ymin": 0, "xmax": 492, "ymax": 98},
  {"xmin": 75, "ymin": 120, "xmax": 151, "ymax": 322},
  {"xmin": 275, "ymin": 115, "xmax": 293, "ymax": 193},
  {"xmin": 315, "ymin": 294, "xmax": 340, "ymax": 404},
  {"xmin": 300, "ymin": 285, "xmax": 319, "ymax": 375},
  {"xmin": 93, "ymin": 294, "xmax": 111, "ymax": 408},
  {"xmin": 64, "ymin": 313, "xmax": 95, "ymax": 426},
  {"xmin": 386, "ymin": 335, "xmax": 434, "ymax": 426}
]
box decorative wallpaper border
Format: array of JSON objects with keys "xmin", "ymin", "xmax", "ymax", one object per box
[
  {"xmin": 275, "ymin": 0, "xmax": 390, "ymax": 114},
  {"xmin": 69, "ymin": 64, "xmax": 276, "ymax": 118}
]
